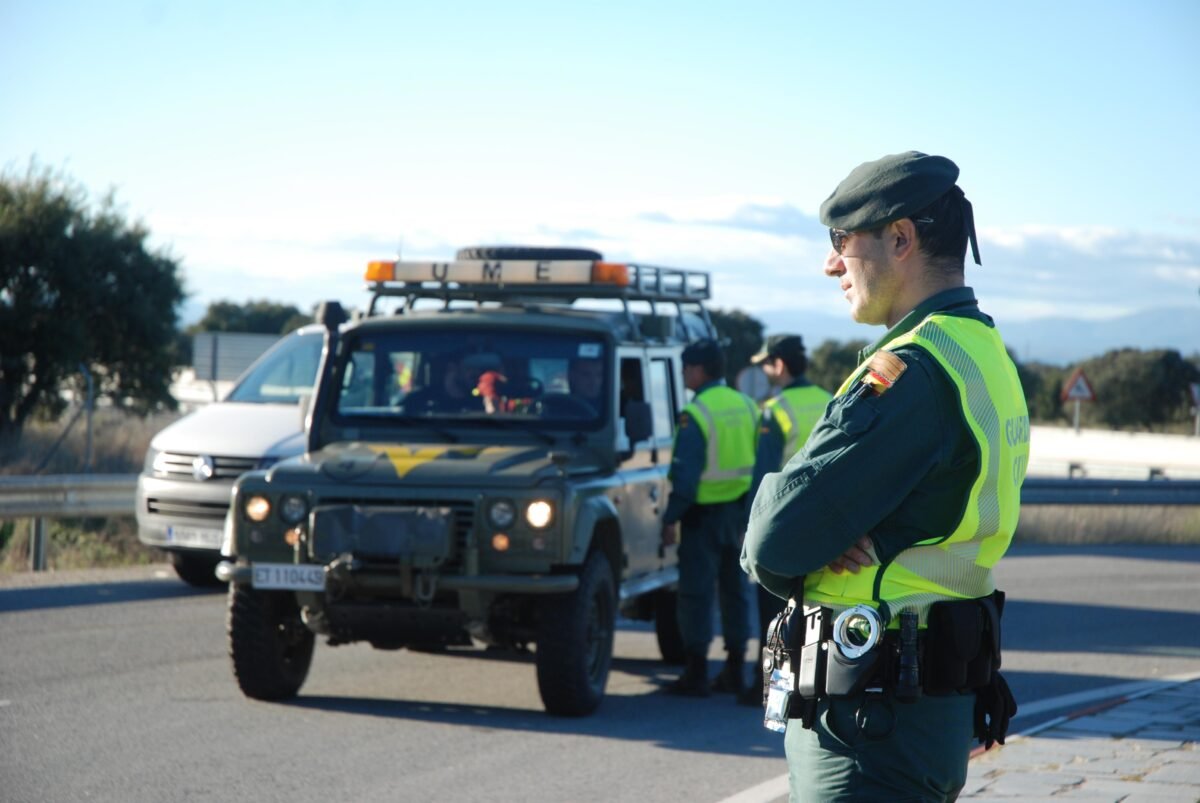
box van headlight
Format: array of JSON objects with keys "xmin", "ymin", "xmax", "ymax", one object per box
[{"xmin": 525, "ymin": 500, "xmax": 554, "ymax": 529}]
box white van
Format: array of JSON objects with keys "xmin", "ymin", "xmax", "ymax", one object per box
[{"xmin": 136, "ymin": 326, "xmax": 323, "ymax": 585}]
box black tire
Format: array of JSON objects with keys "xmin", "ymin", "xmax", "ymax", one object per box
[
  {"xmin": 654, "ymin": 589, "xmax": 686, "ymax": 665},
  {"xmin": 535, "ymin": 552, "xmax": 616, "ymax": 717},
  {"xmin": 455, "ymin": 246, "xmax": 603, "ymax": 261},
  {"xmin": 169, "ymin": 551, "xmax": 224, "ymax": 588},
  {"xmin": 227, "ymin": 585, "xmax": 314, "ymax": 701}
]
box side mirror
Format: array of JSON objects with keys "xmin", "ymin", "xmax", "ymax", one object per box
[{"xmin": 623, "ymin": 400, "xmax": 653, "ymax": 445}]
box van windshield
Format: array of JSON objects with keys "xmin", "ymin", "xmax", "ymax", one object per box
[
  {"xmin": 226, "ymin": 331, "xmax": 323, "ymax": 404},
  {"xmin": 334, "ymin": 330, "xmax": 608, "ymax": 429}
]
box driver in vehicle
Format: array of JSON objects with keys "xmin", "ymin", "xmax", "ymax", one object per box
[{"xmin": 568, "ymin": 357, "xmax": 604, "ymax": 406}]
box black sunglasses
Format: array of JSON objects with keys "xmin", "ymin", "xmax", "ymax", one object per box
[{"xmin": 829, "ymin": 217, "xmax": 934, "ymax": 255}]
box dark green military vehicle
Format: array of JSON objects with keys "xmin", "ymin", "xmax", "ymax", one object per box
[{"xmin": 217, "ymin": 246, "xmax": 718, "ymax": 716}]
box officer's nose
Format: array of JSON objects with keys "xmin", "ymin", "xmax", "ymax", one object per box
[{"xmin": 824, "ymin": 249, "xmax": 845, "ymax": 278}]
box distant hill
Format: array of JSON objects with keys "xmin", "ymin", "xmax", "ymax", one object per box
[{"xmin": 759, "ymin": 306, "xmax": 1200, "ymax": 366}]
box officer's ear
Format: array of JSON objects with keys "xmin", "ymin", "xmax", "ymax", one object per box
[{"xmin": 889, "ymin": 218, "xmax": 919, "ymax": 261}]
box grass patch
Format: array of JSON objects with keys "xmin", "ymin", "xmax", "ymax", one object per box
[
  {"xmin": 1, "ymin": 408, "xmax": 182, "ymax": 575},
  {"xmin": 0, "ymin": 516, "xmax": 159, "ymax": 574}
]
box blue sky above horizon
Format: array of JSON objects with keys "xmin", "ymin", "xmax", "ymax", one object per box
[{"xmin": 3, "ymin": 0, "xmax": 1199, "ymax": 335}]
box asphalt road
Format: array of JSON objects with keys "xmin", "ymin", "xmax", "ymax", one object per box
[{"xmin": 1, "ymin": 544, "xmax": 1198, "ymax": 803}]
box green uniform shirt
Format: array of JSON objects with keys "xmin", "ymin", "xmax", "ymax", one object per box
[{"xmin": 741, "ymin": 287, "xmax": 992, "ymax": 601}]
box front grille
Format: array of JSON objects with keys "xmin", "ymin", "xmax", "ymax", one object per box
[
  {"xmin": 153, "ymin": 452, "xmax": 259, "ymax": 481},
  {"xmin": 316, "ymin": 496, "xmax": 475, "ymax": 569},
  {"xmin": 145, "ymin": 497, "xmax": 230, "ymax": 520}
]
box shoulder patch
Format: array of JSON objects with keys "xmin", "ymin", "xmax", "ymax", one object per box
[{"xmin": 860, "ymin": 350, "xmax": 907, "ymax": 395}]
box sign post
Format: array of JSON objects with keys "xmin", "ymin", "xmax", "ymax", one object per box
[
  {"xmin": 1060, "ymin": 368, "xmax": 1096, "ymax": 434},
  {"xmin": 1189, "ymin": 382, "xmax": 1200, "ymax": 438}
]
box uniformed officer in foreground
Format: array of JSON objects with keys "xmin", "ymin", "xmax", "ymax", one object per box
[
  {"xmin": 738, "ymin": 334, "xmax": 832, "ymax": 706},
  {"xmin": 661, "ymin": 339, "xmax": 759, "ymax": 696},
  {"xmin": 741, "ymin": 151, "xmax": 1027, "ymax": 801}
]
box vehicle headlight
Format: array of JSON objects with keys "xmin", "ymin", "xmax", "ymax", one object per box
[
  {"xmin": 487, "ymin": 499, "xmax": 516, "ymax": 529},
  {"xmin": 143, "ymin": 447, "xmax": 161, "ymax": 473},
  {"xmin": 525, "ymin": 500, "xmax": 554, "ymax": 529},
  {"xmin": 278, "ymin": 494, "xmax": 308, "ymax": 525},
  {"xmin": 244, "ymin": 494, "xmax": 272, "ymax": 522}
]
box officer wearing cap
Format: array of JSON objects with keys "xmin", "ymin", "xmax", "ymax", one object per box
[
  {"xmin": 741, "ymin": 152, "xmax": 1026, "ymax": 801},
  {"xmin": 737, "ymin": 334, "xmax": 832, "ymax": 706},
  {"xmin": 661, "ymin": 338, "xmax": 760, "ymax": 696}
]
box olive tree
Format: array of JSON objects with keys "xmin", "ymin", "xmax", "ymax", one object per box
[{"xmin": 0, "ymin": 163, "xmax": 185, "ymax": 445}]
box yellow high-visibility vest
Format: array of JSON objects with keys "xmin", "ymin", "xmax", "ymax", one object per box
[
  {"xmin": 764, "ymin": 384, "xmax": 832, "ymax": 465},
  {"xmin": 804, "ymin": 313, "xmax": 1030, "ymax": 625},
  {"xmin": 681, "ymin": 385, "xmax": 759, "ymax": 504}
]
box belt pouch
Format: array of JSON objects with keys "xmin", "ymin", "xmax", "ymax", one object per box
[
  {"xmin": 823, "ymin": 645, "xmax": 882, "ymax": 697},
  {"xmin": 925, "ymin": 598, "xmax": 984, "ymax": 693}
]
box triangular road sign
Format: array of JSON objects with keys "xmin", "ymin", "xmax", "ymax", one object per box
[{"xmin": 1061, "ymin": 368, "xmax": 1095, "ymax": 402}]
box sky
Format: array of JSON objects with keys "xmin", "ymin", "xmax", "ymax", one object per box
[{"xmin": 3, "ymin": 0, "xmax": 1199, "ymax": 356}]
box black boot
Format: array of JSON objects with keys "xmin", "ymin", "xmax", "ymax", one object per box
[
  {"xmin": 711, "ymin": 650, "xmax": 746, "ymax": 694},
  {"xmin": 665, "ymin": 653, "xmax": 711, "ymax": 697},
  {"xmin": 737, "ymin": 659, "xmax": 763, "ymax": 706}
]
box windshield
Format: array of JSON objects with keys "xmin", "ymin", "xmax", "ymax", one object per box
[
  {"xmin": 333, "ymin": 329, "xmax": 608, "ymax": 429},
  {"xmin": 225, "ymin": 330, "xmax": 323, "ymax": 404}
]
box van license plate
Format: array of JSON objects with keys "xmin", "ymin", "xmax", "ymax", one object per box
[
  {"xmin": 166, "ymin": 525, "xmax": 223, "ymax": 548},
  {"xmin": 251, "ymin": 563, "xmax": 326, "ymax": 591}
]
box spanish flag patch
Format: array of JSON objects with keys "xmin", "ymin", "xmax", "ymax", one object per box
[{"xmin": 859, "ymin": 350, "xmax": 907, "ymax": 395}]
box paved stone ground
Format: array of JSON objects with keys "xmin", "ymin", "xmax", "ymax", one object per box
[{"xmin": 962, "ymin": 677, "xmax": 1200, "ymax": 802}]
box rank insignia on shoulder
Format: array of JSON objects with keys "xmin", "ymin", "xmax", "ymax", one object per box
[{"xmin": 860, "ymin": 350, "xmax": 907, "ymax": 395}]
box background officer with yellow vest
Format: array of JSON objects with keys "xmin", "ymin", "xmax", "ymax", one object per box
[
  {"xmin": 661, "ymin": 339, "xmax": 759, "ymax": 697},
  {"xmin": 741, "ymin": 151, "xmax": 1027, "ymax": 801},
  {"xmin": 738, "ymin": 334, "xmax": 832, "ymax": 706}
]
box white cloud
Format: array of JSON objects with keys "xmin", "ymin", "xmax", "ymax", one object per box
[{"xmin": 158, "ymin": 197, "xmax": 1200, "ymax": 329}]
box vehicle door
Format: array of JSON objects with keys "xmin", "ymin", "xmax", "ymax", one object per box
[{"xmin": 615, "ymin": 347, "xmax": 680, "ymax": 576}]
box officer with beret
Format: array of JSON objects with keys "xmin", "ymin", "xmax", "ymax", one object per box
[
  {"xmin": 737, "ymin": 334, "xmax": 832, "ymax": 706},
  {"xmin": 661, "ymin": 339, "xmax": 760, "ymax": 696},
  {"xmin": 742, "ymin": 151, "xmax": 1026, "ymax": 801}
]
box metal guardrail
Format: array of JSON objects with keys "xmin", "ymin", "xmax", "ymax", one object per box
[
  {"xmin": 1020, "ymin": 477, "xmax": 1200, "ymax": 506},
  {"xmin": 0, "ymin": 474, "xmax": 1197, "ymax": 572},
  {"xmin": 0, "ymin": 474, "xmax": 137, "ymax": 571},
  {"xmin": 0, "ymin": 474, "xmax": 138, "ymax": 517}
]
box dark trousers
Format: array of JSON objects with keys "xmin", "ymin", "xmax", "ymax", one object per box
[
  {"xmin": 785, "ymin": 691, "xmax": 975, "ymax": 802},
  {"xmin": 676, "ymin": 500, "xmax": 750, "ymax": 656}
]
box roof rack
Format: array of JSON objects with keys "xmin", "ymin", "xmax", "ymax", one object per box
[{"xmin": 360, "ymin": 258, "xmax": 716, "ymax": 342}]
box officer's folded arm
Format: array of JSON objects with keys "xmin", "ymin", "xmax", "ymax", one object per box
[{"xmin": 740, "ymin": 358, "xmax": 947, "ymax": 599}]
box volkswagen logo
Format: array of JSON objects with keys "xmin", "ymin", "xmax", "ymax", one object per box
[{"xmin": 192, "ymin": 455, "xmax": 216, "ymax": 482}]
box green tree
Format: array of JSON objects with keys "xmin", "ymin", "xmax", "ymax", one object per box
[
  {"xmin": 0, "ymin": 162, "xmax": 185, "ymax": 445},
  {"xmin": 808, "ymin": 339, "xmax": 871, "ymax": 393},
  {"xmin": 709, "ymin": 308, "xmax": 765, "ymax": 387},
  {"xmin": 189, "ymin": 300, "xmax": 310, "ymax": 335},
  {"xmin": 1081, "ymin": 348, "xmax": 1200, "ymax": 430},
  {"xmin": 1016, "ymin": 360, "xmax": 1067, "ymax": 424}
]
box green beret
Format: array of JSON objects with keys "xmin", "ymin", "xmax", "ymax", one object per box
[{"xmin": 819, "ymin": 151, "xmax": 959, "ymax": 232}]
